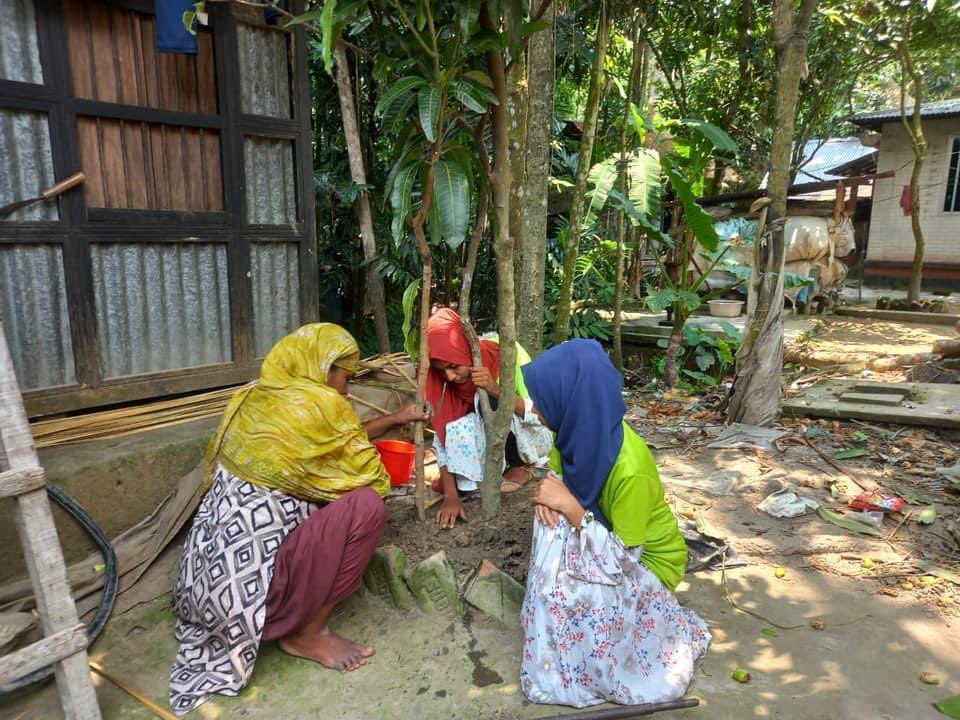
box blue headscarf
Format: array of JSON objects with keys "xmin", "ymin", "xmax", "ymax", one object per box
[{"xmin": 521, "ymin": 339, "xmax": 625, "ymax": 529}]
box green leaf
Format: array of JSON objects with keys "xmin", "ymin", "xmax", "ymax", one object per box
[
  {"xmin": 834, "ymin": 448, "xmax": 869, "ymax": 459},
  {"xmin": 418, "ymin": 87, "xmax": 441, "ymax": 142},
  {"xmin": 585, "ymin": 157, "xmax": 619, "ymax": 226},
  {"xmin": 459, "ymin": 0, "xmax": 480, "ymax": 37},
  {"xmin": 682, "ymin": 369, "xmax": 719, "ymax": 387},
  {"xmin": 402, "ymin": 279, "xmax": 420, "ymax": 360},
  {"xmin": 390, "ymin": 162, "xmax": 418, "ymax": 244},
  {"xmin": 663, "ymin": 156, "xmax": 719, "ymax": 252},
  {"xmin": 434, "ymin": 159, "xmax": 470, "ymax": 248},
  {"xmin": 761, "ymin": 628, "xmax": 779, "ymax": 638},
  {"xmin": 817, "ymin": 507, "xmax": 882, "ymax": 537},
  {"xmin": 452, "ymin": 79, "xmax": 498, "ymax": 113},
  {"xmin": 804, "ymin": 426, "xmax": 828, "ymax": 439},
  {"xmin": 715, "ymin": 336, "xmax": 734, "ymax": 364},
  {"xmin": 522, "ymin": 18, "xmax": 551, "ymax": 38},
  {"xmin": 463, "ymin": 69, "xmax": 494, "ymax": 89},
  {"xmin": 628, "ymin": 102, "xmax": 647, "ymax": 143},
  {"xmin": 677, "ymin": 289, "xmax": 701, "ymax": 313},
  {"xmin": 93, "ymin": 563, "xmax": 106, "ymax": 574},
  {"xmin": 917, "ymin": 505, "xmax": 937, "ymax": 525},
  {"xmin": 375, "ymin": 76, "xmax": 428, "ymax": 116},
  {"xmin": 319, "ymin": 0, "xmax": 338, "ymax": 75},
  {"xmin": 681, "ymin": 118, "xmax": 738, "ymax": 156},
  {"xmin": 468, "ymin": 28, "xmax": 501, "ymax": 53},
  {"xmin": 936, "ymin": 695, "xmax": 960, "ymax": 719},
  {"xmin": 626, "ymin": 149, "xmax": 661, "ymax": 217},
  {"xmin": 695, "ymin": 350, "xmax": 715, "ymax": 372},
  {"xmin": 645, "ymin": 287, "xmax": 678, "ymax": 313},
  {"xmin": 383, "ymin": 92, "xmax": 417, "ymax": 137}
]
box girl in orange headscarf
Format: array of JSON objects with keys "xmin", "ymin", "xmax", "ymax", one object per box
[{"xmin": 425, "ymin": 308, "xmax": 551, "ymax": 529}]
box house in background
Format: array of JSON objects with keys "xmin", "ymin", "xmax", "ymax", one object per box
[
  {"xmin": 0, "ymin": 0, "xmax": 317, "ymax": 417},
  {"xmin": 850, "ymin": 98, "xmax": 960, "ymax": 288}
]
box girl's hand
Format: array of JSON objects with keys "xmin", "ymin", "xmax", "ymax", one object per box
[
  {"xmin": 534, "ymin": 503, "xmax": 560, "ymax": 528},
  {"xmin": 532, "ymin": 473, "xmax": 576, "ymax": 514},
  {"xmin": 533, "ymin": 473, "xmax": 585, "ymax": 528},
  {"xmin": 436, "ymin": 498, "xmax": 466, "ymax": 529},
  {"xmin": 470, "ymin": 367, "xmax": 500, "ymax": 398}
]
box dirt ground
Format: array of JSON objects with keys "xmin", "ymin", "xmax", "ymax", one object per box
[{"xmin": 6, "ymin": 312, "xmax": 960, "ymax": 720}]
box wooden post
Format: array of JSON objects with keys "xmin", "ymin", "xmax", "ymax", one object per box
[{"xmin": 0, "ymin": 321, "xmax": 102, "ymax": 718}]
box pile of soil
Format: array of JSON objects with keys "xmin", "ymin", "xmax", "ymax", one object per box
[{"xmin": 381, "ymin": 483, "xmax": 537, "ymax": 583}]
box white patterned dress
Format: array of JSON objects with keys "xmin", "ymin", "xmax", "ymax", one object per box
[{"xmin": 520, "ymin": 517, "xmax": 711, "ymax": 708}]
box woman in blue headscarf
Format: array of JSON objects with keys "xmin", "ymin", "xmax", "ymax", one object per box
[{"xmin": 518, "ymin": 339, "xmax": 710, "ymax": 709}]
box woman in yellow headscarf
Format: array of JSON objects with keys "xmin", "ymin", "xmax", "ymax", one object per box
[{"xmin": 170, "ymin": 324, "xmax": 428, "ymax": 716}]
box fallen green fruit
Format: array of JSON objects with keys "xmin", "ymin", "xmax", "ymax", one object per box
[
  {"xmin": 774, "ymin": 567, "xmax": 786, "ymax": 579},
  {"xmin": 732, "ymin": 668, "xmax": 751, "ymax": 683},
  {"xmin": 918, "ymin": 506, "xmax": 937, "ymax": 525},
  {"xmin": 860, "ymin": 558, "xmax": 876, "ymax": 570}
]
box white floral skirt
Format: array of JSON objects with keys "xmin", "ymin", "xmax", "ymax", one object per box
[{"xmin": 520, "ymin": 517, "xmax": 711, "ymax": 708}]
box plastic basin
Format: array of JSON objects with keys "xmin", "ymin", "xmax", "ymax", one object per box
[
  {"xmin": 708, "ymin": 299, "xmax": 744, "ymax": 317},
  {"xmin": 375, "ymin": 440, "xmax": 416, "ymax": 486}
]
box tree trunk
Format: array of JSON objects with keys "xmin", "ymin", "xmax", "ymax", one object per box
[
  {"xmin": 613, "ymin": 17, "xmax": 643, "ymax": 371},
  {"xmin": 899, "ymin": 42, "xmax": 928, "ymax": 304},
  {"xmin": 552, "ymin": 6, "xmax": 610, "ymax": 344},
  {"xmin": 480, "ymin": 1, "xmax": 517, "ymax": 517},
  {"xmin": 508, "ymin": 0, "xmax": 529, "ymax": 328},
  {"xmin": 727, "ymin": 0, "xmax": 817, "ymax": 426},
  {"xmin": 515, "ymin": 0, "xmax": 554, "ymax": 356},
  {"xmin": 333, "ymin": 42, "xmax": 391, "ymax": 353}
]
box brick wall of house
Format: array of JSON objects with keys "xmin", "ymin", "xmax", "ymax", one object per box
[{"xmin": 868, "ymin": 117, "xmax": 960, "ymax": 265}]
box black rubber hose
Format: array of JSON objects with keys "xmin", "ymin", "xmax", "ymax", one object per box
[{"xmin": 0, "ymin": 483, "xmax": 119, "ymax": 695}]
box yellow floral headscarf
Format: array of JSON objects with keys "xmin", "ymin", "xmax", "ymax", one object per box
[{"xmin": 204, "ymin": 323, "xmax": 390, "ymax": 503}]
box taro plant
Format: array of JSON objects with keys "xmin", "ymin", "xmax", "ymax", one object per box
[{"xmin": 655, "ymin": 320, "xmax": 742, "ymax": 390}]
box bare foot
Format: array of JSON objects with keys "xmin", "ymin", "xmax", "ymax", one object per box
[{"xmin": 278, "ymin": 627, "xmax": 375, "ymax": 672}]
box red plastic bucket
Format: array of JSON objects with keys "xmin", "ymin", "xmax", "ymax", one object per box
[{"xmin": 375, "ymin": 440, "xmax": 416, "ymax": 486}]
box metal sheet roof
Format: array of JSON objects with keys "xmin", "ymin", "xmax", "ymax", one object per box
[
  {"xmin": 850, "ymin": 98, "xmax": 960, "ymax": 127},
  {"xmin": 794, "ymin": 137, "xmax": 877, "ymax": 184}
]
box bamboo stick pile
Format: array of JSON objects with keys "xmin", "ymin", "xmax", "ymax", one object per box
[{"xmin": 31, "ymin": 353, "xmax": 418, "ymax": 449}]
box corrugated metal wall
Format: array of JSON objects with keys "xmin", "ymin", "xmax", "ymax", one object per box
[
  {"xmin": 237, "ymin": 23, "xmax": 290, "ymax": 117},
  {"xmin": 0, "ymin": 245, "xmax": 75, "ymax": 389},
  {"xmin": 91, "ymin": 243, "xmax": 231, "ymax": 377},
  {"xmin": 0, "ymin": 109, "xmax": 58, "ymax": 222},
  {"xmin": 244, "ymin": 136, "xmax": 297, "ymax": 224},
  {"xmin": 0, "ymin": 0, "xmax": 43, "ymax": 84},
  {"xmin": 251, "ymin": 243, "xmax": 300, "ymax": 357}
]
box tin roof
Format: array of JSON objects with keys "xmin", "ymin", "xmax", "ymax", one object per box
[
  {"xmin": 849, "ymin": 98, "xmax": 960, "ymax": 128},
  {"xmin": 794, "ymin": 137, "xmax": 877, "ymax": 184}
]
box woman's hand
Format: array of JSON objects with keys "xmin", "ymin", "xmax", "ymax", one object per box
[
  {"xmin": 532, "ymin": 473, "xmax": 585, "ymax": 528},
  {"xmin": 395, "ymin": 402, "xmax": 431, "ymax": 425},
  {"xmin": 534, "ymin": 503, "xmax": 561, "ymax": 528},
  {"xmin": 436, "ymin": 497, "xmax": 466, "ymax": 529},
  {"xmin": 470, "ymin": 367, "xmax": 500, "ymax": 398}
]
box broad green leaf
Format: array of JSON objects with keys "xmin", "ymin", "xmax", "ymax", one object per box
[
  {"xmin": 585, "ymin": 157, "xmax": 619, "ymax": 226},
  {"xmin": 607, "ymin": 189, "xmax": 672, "ymax": 247},
  {"xmin": 663, "ymin": 156, "xmax": 719, "ymax": 252},
  {"xmin": 645, "ymin": 287, "xmax": 677, "ymax": 313},
  {"xmin": 390, "ymin": 162, "xmax": 418, "ymax": 244},
  {"xmin": 626, "ymin": 149, "xmax": 661, "ymax": 217},
  {"xmin": 677, "ymin": 289, "xmax": 701, "ymax": 313},
  {"xmin": 716, "ymin": 335, "xmax": 734, "ymax": 364},
  {"xmin": 459, "ymin": 0, "xmax": 480, "ymax": 37},
  {"xmin": 463, "ymin": 69, "xmax": 494, "ymax": 89},
  {"xmin": 681, "ymin": 118, "xmax": 738, "ymax": 156},
  {"xmin": 833, "ymin": 448, "xmax": 869, "ymax": 459},
  {"xmin": 453, "ymin": 80, "xmax": 494, "ymax": 113},
  {"xmin": 817, "ymin": 507, "xmax": 882, "ymax": 537},
  {"xmin": 384, "ymin": 136, "xmax": 420, "ymax": 202},
  {"xmin": 628, "ymin": 102, "xmax": 647, "ymax": 143},
  {"xmin": 522, "ymin": 18, "xmax": 551, "ymax": 39},
  {"xmin": 384, "ymin": 92, "xmax": 417, "ymax": 138},
  {"xmin": 718, "ymin": 320, "xmax": 742, "ymax": 342},
  {"xmin": 469, "ymin": 28, "xmax": 501, "ymax": 53},
  {"xmin": 761, "ymin": 628, "xmax": 779, "ymax": 638},
  {"xmin": 434, "ymin": 158, "xmax": 470, "ymax": 248},
  {"xmin": 459, "ymin": 79, "xmax": 499, "ymax": 107},
  {"xmin": 319, "ymin": 0, "xmax": 338, "ymax": 75},
  {"xmin": 695, "ymin": 349, "xmax": 715, "ymax": 372},
  {"xmin": 935, "ymin": 695, "xmax": 960, "ymax": 719},
  {"xmin": 418, "ymin": 87, "xmax": 441, "ymax": 142},
  {"xmin": 333, "ymin": 0, "xmax": 366, "ymax": 24},
  {"xmin": 376, "ymin": 76, "xmax": 427, "ymax": 116},
  {"xmin": 683, "ymin": 369, "xmax": 718, "ymax": 386},
  {"xmin": 402, "ymin": 278, "xmax": 420, "ymax": 359}
]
